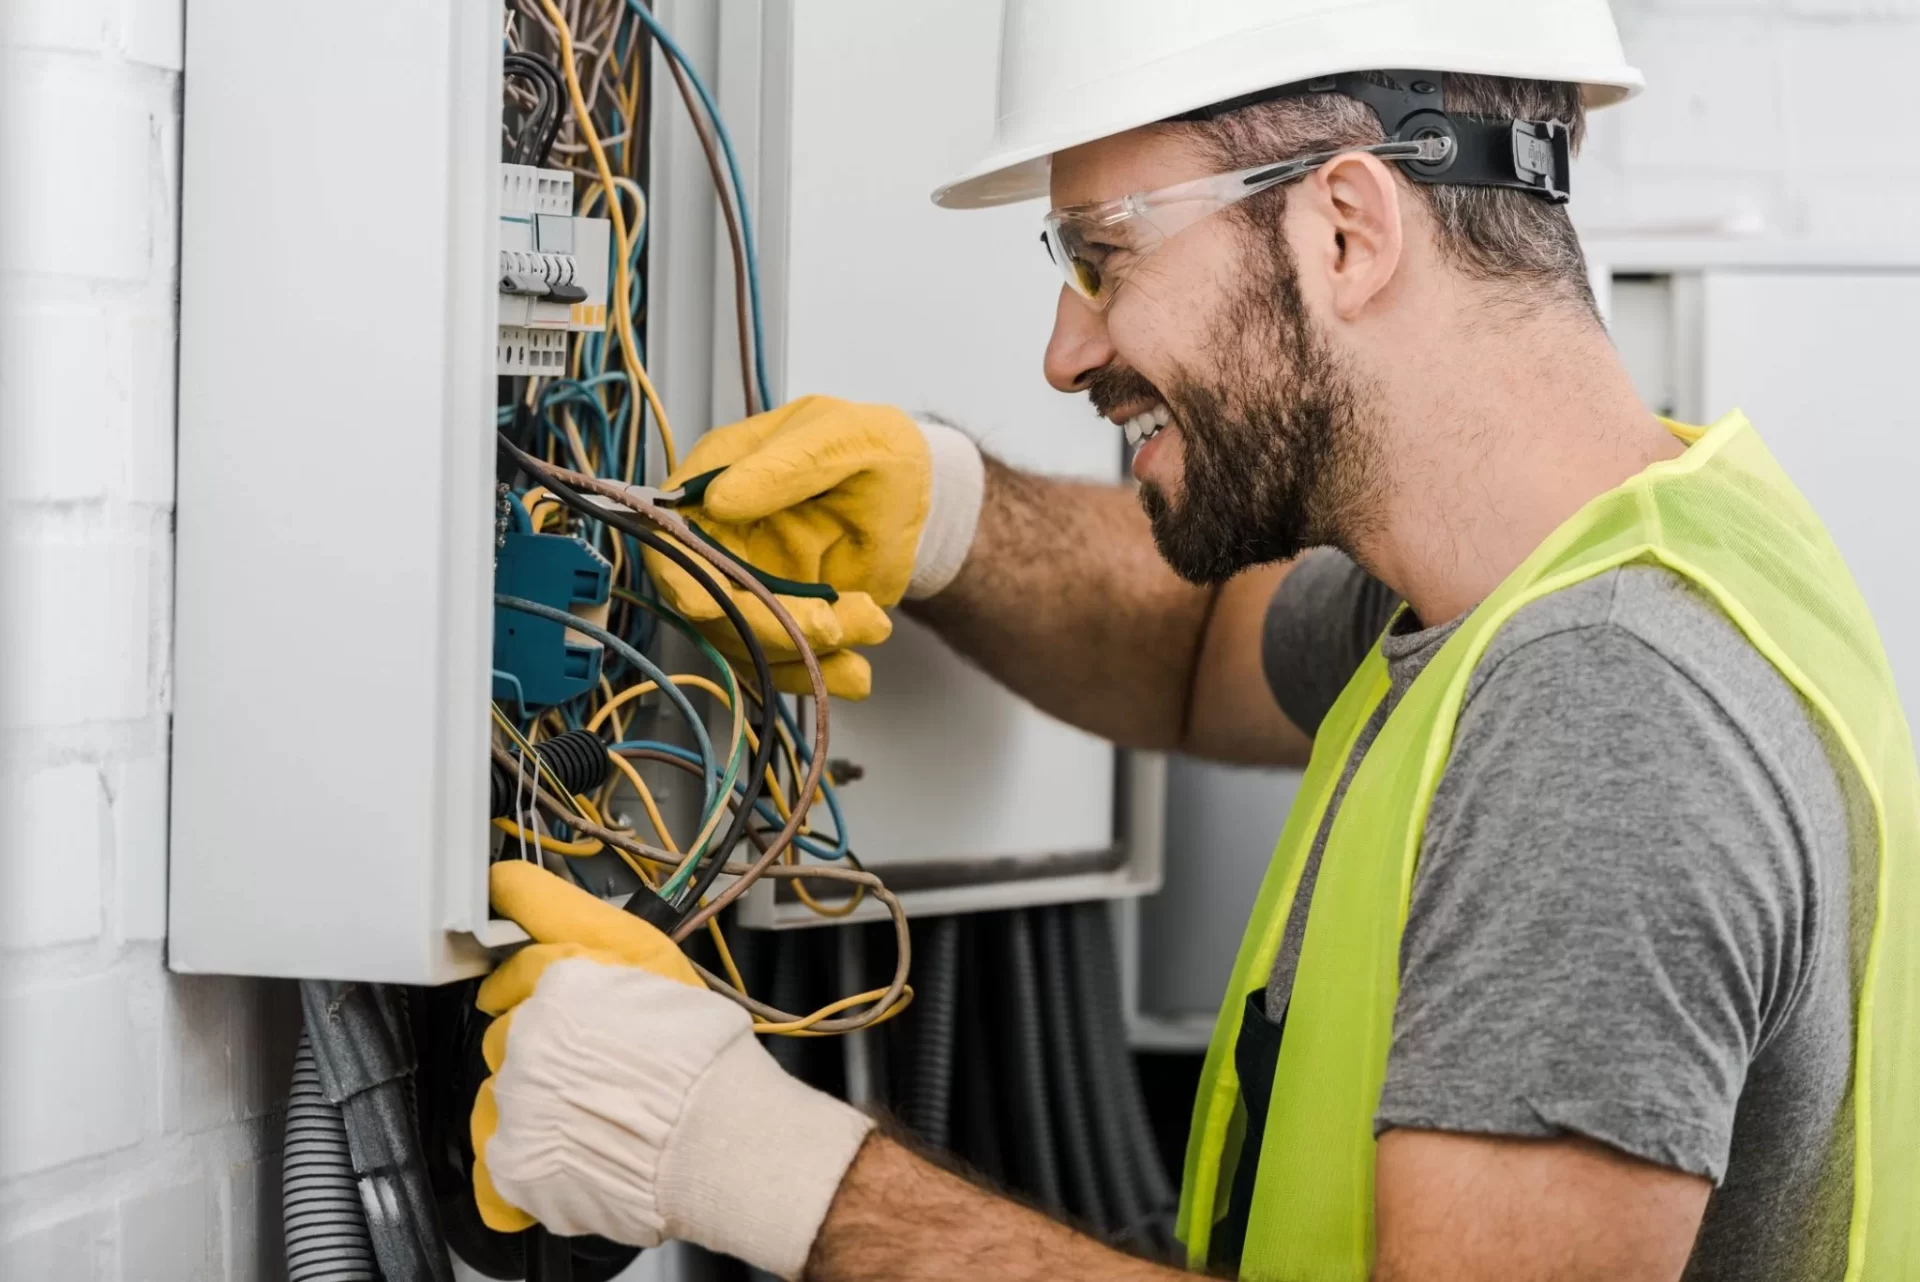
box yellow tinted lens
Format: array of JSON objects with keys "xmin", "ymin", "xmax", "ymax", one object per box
[{"xmin": 1071, "ymin": 256, "xmax": 1103, "ymax": 300}]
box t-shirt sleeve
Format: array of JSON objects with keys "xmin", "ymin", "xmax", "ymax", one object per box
[
  {"xmin": 1261, "ymin": 549, "xmax": 1402, "ymax": 735},
  {"xmin": 1376, "ymin": 622, "xmax": 1809, "ymax": 1183}
]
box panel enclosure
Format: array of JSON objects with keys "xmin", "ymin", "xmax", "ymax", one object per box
[{"xmin": 169, "ymin": 0, "xmax": 502, "ymax": 982}]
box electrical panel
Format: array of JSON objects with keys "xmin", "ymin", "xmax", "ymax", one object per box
[{"xmin": 168, "ymin": 0, "xmax": 1166, "ymax": 985}]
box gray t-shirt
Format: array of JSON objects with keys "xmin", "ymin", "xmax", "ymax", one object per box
[{"xmin": 1259, "ymin": 549, "xmax": 1860, "ymax": 1281}]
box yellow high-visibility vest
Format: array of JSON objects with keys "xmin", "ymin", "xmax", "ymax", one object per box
[{"xmin": 1176, "ymin": 412, "xmax": 1918, "ymax": 1279}]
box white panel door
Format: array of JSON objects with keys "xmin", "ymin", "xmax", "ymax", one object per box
[
  {"xmin": 1701, "ymin": 270, "xmax": 1920, "ymax": 735},
  {"xmin": 774, "ymin": 0, "xmax": 1121, "ymax": 871}
]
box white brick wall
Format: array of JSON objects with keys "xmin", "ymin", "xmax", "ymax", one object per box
[{"xmin": 0, "ymin": 2, "xmax": 296, "ymax": 1279}]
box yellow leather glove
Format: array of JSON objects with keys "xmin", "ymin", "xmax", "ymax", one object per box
[
  {"xmin": 469, "ymin": 860, "xmax": 701, "ymax": 1233},
  {"xmin": 640, "ymin": 395, "xmax": 983, "ymax": 700}
]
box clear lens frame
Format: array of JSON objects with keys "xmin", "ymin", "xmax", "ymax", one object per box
[{"xmin": 1039, "ymin": 138, "xmax": 1449, "ymax": 309}]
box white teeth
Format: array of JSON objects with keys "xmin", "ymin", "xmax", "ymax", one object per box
[{"xmin": 1122, "ymin": 404, "xmax": 1172, "ymax": 447}]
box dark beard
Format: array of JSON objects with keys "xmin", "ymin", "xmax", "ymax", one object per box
[{"xmin": 1094, "ymin": 242, "xmax": 1380, "ymax": 586}]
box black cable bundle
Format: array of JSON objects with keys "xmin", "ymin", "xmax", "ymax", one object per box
[
  {"xmin": 861, "ymin": 906, "xmax": 1180, "ymax": 1254},
  {"xmin": 907, "ymin": 916, "xmax": 960, "ymax": 1149},
  {"xmin": 503, "ymin": 53, "xmax": 565, "ymax": 166},
  {"xmin": 489, "ymin": 727, "xmax": 610, "ymax": 818}
]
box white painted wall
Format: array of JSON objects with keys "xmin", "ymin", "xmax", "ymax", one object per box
[
  {"xmin": 0, "ymin": 2, "xmax": 299, "ymax": 1279},
  {"xmin": 2, "ymin": 0, "xmax": 1917, "ymax": 1276},
  {"xmin": 1580, "ymin": 0, "xmax": 1920, "ymax": 239}
]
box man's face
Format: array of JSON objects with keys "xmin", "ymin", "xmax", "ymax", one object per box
[{"xmin": 1044, "ymin": 128, "xmax": 1383, "ymax": 585}]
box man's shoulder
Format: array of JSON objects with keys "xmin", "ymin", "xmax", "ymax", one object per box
[{"xmin": 1472, "ymin": 562, "xmax": 1812, "ymax": 741}]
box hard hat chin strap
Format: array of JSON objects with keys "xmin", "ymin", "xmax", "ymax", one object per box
[{"xmin": 1169, "ymin": 69, "xmax": 1572, "ymax": 204}]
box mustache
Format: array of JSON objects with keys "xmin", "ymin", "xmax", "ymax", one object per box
[{"xmin": 1086, "ymin": 365, "xmax": 1165, "ymax": 419}]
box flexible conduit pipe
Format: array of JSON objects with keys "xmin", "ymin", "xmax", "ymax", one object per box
[
  {"xmin": 909, "ymin": 915, "xmax": 960, "ymax": 1149},
  {"xmin": 1037, "ymin": 906, "xmax": 1109, "ymax": 1229},
  {"xmin": 1003, "ymin": 910, "xmax": 1063, "ymax": 1210},
  {"xmin": 283, "ymin": 1032, "xmax": 378, "ymax": 1282},
  {"xmin": 1070, "ymin": 902, "xmax": 1176, "ymax": 1211},
  {"xmin": 1064, "ymin": 901, "xmax": 1148, "ymax": 1238}
]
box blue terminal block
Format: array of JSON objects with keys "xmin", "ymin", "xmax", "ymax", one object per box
[{"xmin": 493, "ymin": 532, "xmax": 613, "ymax": 709}]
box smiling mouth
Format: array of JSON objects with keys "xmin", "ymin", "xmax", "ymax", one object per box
[{"xmin": 1122, "ymin": 403, "xmax": 1171, "ymax": 447}]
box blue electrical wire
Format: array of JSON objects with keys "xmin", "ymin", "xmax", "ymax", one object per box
[
  {"xmin": 624, "ymin": 0, "xmax": 774, "ymax": 413},
  {"xmin": 492, "ymin": 670, "xmax": 530, "ymax": 720},
  {"xmin": 496, "ymin": 595, "xmax": 718, "ymax": 813},
  {"xmin": 505, "ymin": 491, "xmax": 533, "ymax": 533}
]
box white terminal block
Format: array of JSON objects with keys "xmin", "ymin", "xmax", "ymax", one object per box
[{"xmin": 497, "ymin": 163, "xmax": 612, "ymax": 373}]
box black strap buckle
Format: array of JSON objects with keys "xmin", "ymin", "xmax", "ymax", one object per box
[
  {"xmin": 1510, "ymin": 119, "xmax": 1572, "ymax": 202},
  {"xmin": 1170, "ymin": 69, "xmax": 1574, "ymax": 204}
]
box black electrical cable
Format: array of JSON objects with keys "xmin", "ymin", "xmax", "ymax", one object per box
[
  {"xmin": 1063, "ymin": 902, "xmax": 1146, "ymax": 1241},
  {"xmin": 495, "ymin": 433, "xmax": 779, "ymax": 928},
  {"xmin": 1037, "ymin": 905, "xmax": 1109, "ymax": 1229},
  {"xmin": 489, "ymin": 727, "xmax": 610, "ymax": 818},
  {"xmin": 908, "ymin": 915, "xmax": 960, "ymax": 1150},
  {"xmin": 955, "ymin": 921, "xmax": 1005, "ymax": 1184},
  {"xmin": 502, "ymin": 56, "xmax": 551, "ymax": 165},
  {"xmin": 1069, "ymin": 903, "xmax": 1177, "ymax": 1214},
  {"xmin": 503, "ymin": 53, "xmax": 565, "ymax": 166},
  {"xmin": 1003, "ymin": 911, "xmax": 1063, "ymax": 1211}
]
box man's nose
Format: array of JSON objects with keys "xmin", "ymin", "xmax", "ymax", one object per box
[{"xmin": 1043, "ymin": 286, "xmax": 1113, "ymax": 393}]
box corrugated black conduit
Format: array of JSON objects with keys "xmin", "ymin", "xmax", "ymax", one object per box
[
  {"xmin": 908, "ymin": 915, "xmax": 960, "ymax": 1149},
  {"xmin": 1060, "ymin": 902, "xmax": 1146, "ymax": 1239},
  {"xmin": 489, "ymin": 727, "xmax": 611, "ymax": 818},
  {"xmin": 300, "ymin": 980, "xmax": 455, "ymax": 1282},
  {"xmin": 283, "ymin": 1032, "xmax": 378, "ymax": 1282},
  {"xmin": 1002, "ymin": 911, "xmax": 1063, "ymax": 1210},
  {"xmin": 1070, "ymin": 902, "xmax": 1177, "ymax": 1221},
  {"xmin": 1037, "ymin": 906, "xmax": 1108, "ymax": 1228}
]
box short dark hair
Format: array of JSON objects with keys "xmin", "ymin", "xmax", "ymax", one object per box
[{"xmin": 1178, "ymin": 73, "xmax": 1596, "ymax": 315}]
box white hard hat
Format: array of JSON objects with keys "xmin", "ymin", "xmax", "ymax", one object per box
[{"xmin": 933, "ymin": 0, "xmax": 1643, "ymax": 209}]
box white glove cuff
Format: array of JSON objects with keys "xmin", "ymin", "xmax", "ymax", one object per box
[
  {"xmin": 657, "ymin": 1033, "xmax": 875, "ymax": 1278},
  {"xmin": 907, "ymin": 415, "xmax": 985, "ymax": 600}
]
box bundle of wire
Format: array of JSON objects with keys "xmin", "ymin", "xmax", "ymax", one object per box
[{"xmin": 493, "ymin": 0, "xmax": 907, "ymax": 1038}]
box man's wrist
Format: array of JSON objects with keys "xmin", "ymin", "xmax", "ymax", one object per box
[
  {"xmin": 907, "ymin": 415, "xmax": 985, "ymax": 600},
  {"xmin": 658, "ymin": 1034, "xmax": 876, "ymax": 1279}
]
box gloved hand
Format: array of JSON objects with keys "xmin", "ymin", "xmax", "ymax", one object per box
[
  {"xmin": 641, "ymin": 395, "xmax": 984, "ymax": 700},
  {"xmin": 472, "ymin": 862, "xmax": 875, "ymax": 1278}
]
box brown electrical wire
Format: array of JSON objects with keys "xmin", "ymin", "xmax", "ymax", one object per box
[
  {"xmin": 513, "ymin": 456, "xmax": 834, "ymax": 942},
  {"xmin": 664, "ymin": 54, "xmax": 759, "ymax": 416}
]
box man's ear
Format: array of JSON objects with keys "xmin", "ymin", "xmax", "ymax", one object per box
[{"xmin": 1303, "ymin": 151, "xmax": 1405, "ymax": 322}]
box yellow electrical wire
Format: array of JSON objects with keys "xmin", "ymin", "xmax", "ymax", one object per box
[
  {"xmin": 602, "ymin": 749, "xmax": 748, "ymax": 993},
  {"xmin": 607, "ymin": 747, "xmax": 678, "ymax": 853},
  {"xmin": 755, "ymin": 984, "xmax": 916, "ymax": 1037},
  {"xmin": 492, "ymin": 815, "xmax": 603, "ymax": 856},
  {"xmin": 538, "ymin": 0, "xmax": 678, "ymax": 475}
]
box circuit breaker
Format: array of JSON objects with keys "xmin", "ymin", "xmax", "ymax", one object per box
[{"xmin": 495, "ymin": 164, "xmax": 610, "ymax": 375}]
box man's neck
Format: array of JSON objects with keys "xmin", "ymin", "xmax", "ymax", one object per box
[{"xmin": 1348, "ymin": 307, "xmax": 1683, "ymax": 628}]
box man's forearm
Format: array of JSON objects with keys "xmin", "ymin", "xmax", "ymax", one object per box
[
  {"xmin": 805, "ymin": 1134, "xmax": 1184, "ymax": 1282},
  {"xmin": 906, "ymin": 455, "xmax": 1215, "ymax": 750}
]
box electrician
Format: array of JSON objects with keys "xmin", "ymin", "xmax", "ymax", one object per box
[{"xmin": 471, "ymin": 1, "xmax": 1918, "ymax": 1279}]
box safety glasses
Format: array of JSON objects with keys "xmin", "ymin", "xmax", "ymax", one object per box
[{"xmin": 1039, "ymin": 137, "xmax": 1452, "ymax": 310}]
